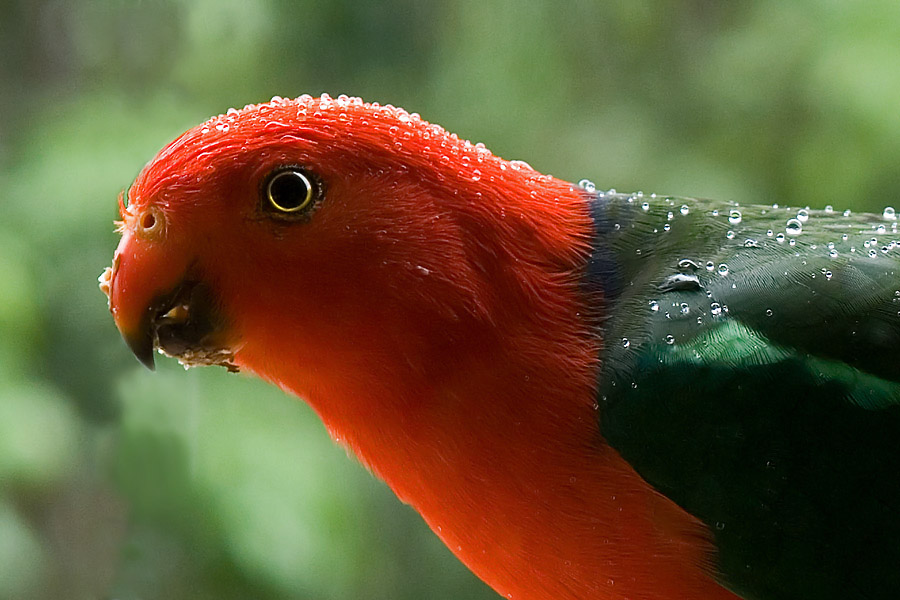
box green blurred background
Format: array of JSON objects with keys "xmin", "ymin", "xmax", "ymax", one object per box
[{"xmin": 2, "ymin": 1, "xmax": 900, "ymax": 598}]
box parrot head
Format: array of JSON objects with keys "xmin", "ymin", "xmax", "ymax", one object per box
[{"xmin": 101, "ymin": 94, "xmax": 590, "ymax": 410}]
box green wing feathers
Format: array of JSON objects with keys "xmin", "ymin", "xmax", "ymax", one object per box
[{"xmin": 588, "ymin": 193, "xmax": 900, "ymax": 599}]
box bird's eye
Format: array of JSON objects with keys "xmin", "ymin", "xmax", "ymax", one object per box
[{"xmin": 264, "ymin": 168, "xmax": 316, "ymax": 215}]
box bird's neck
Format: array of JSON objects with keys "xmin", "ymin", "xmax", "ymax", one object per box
[{"xmin": 235, "ymin": 182, "xmax": 736, "ymax": 599}]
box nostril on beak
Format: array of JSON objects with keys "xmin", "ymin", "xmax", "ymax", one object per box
[{"xmin": 135, "ymin": 206, "xmax": 166, "ymax": 240}]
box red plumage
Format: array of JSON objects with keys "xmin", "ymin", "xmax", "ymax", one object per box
[{"xmin": 106, "ymin": 95, "xmax": 739, "ymax": 600}]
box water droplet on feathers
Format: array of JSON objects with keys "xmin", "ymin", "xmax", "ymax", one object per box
[
  {"xmin": 884, "ymin": 206, "xmax": 897, "ymax": 220},
  {"xmin": 659, "ymin": 273, "xmax": 702, "ymax": 292},
  {"xmin": 578, "ymin": 179, "xmax": 596, "ymax": 193},
  {"xmin": 729, "ymin": 210, "xmax": 742, "ymax": 224},
  {"xmin": 786, "ymin": 218, "xmax": 803, "ymax": 235}
]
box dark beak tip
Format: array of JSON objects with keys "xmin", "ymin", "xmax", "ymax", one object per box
[
  {"xmin": 138, "ymin": 352, "xmax": 157, "ymax": 371},
  {"xmin": 123, "ymin": 327, "xmax": 156, "ymax": 371}
]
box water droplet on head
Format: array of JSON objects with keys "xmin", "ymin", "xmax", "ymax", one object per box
[
  {"xmin": 471, "ymin": 169, "xmax": 481, "ymax": 181},
  {"xmin": 726, "ymin": 230, "xmax": 735, "ymax": 239},
  {"xmin": 649, "ymin": 300, "xmax": 660, "ymax": 311},
  {"xmin": 876, "ymin": 224, "xmax": 887, "ymax": 234},
  {"xmin": 824, "ymin": 205, "xmax": 834, "ymax": 214},
  {"xmin": 712, "ymin": 209, "xmax": 720, "ymax": 217},
  {"xmin": 622, "ymin": 338, "xmax": 630, "ymax": 348},
  {"xmin": 680, "ymin": 303, "xmax": 690, "ymax": 315},
  {"xmin": 728, "ymin": 209, "xmax": 742, "ymax": 225},
  {"xmin": 717, "ymin": 263, "xmax": 730, "ymax": 276},
  {"xmin": 884, "ymin": 206, "xmax": 896, "ymax": 221},
  {"xmin": 710, "ymin": 302, "xmax": 722, "ymax": 316},
  {"xmin": 797, "ymin": 208, "xmax": 810, "ymax": 223},
  {"xmin": 641, "ymin": 202, "xmax": 650, "ymax": 212},
  {"xmin": 705, "ymin": 261, "xmax": 715, "ymax": 271},
  {"xmin": 744, "ymin": 239, "xmax": 759, "ymax": 248},
  {"xmin": 665, "ymin": 334, "xmax": 676, "ymax": 345},
  {"xmin": 765, "ymin": 309, "xmax": 773, "ymax": 317}
]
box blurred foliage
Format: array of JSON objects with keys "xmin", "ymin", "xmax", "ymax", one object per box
[{"xmin": 1, "ymin": 0, "xmax": 900, "ymax": 598}]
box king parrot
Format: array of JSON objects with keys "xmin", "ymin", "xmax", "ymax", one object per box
[{"xmin": 101, "ymin": 95, "xmax": 900, "ymax": 600}]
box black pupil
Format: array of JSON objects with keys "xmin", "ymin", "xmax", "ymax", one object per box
[{"xmin": 270, "ymin": 171, "xmax": 309, "ymax": 210}]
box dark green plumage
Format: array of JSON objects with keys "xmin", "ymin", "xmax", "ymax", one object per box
[{"xmin": 587, "ymin": 192, "xmax": 900, "ymax": 600}]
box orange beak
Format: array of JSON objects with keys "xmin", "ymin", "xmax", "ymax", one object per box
[
  {"xmin": 102, "ymin": 209, "xmax": 236, "ymax": 372},
  {"xmin": 102, "ymin": 228, "xmax": 191, "ymax": 370}
]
